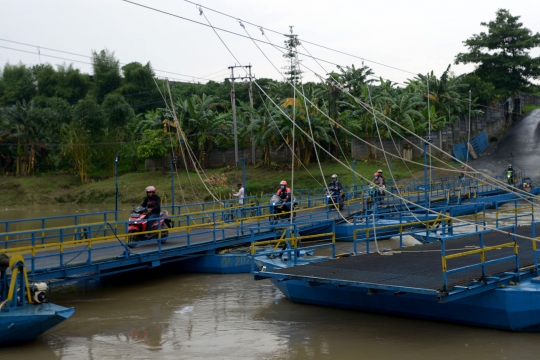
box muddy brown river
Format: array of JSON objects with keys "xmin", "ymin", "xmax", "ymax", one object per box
[{"xmin": 1, "ymin": 204, "xmax": 539, "ymax": 360}]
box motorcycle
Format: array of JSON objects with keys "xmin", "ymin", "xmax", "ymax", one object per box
[
  {"xmin": 522, "ymin": 177, "xmax": 532, "ymax": 192},
  {"xmin": 127, "ymin": 204, "xmax": 171, "ymax": 248},
  {"xmin": 269, "ymin": 194, "xmax": 298, "ymax": 221},
  {"xmin": 367, "ymin": 185, "xmax": 385, "ymax": 205},
  {"xmin": 326, "ymin": 188, "xmax": 345, "ymax": 211}
]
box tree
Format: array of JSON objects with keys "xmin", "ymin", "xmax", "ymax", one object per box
[
  {"xmin": 169, "ymin": 94, "xmax": 231, "ymax": 168},
  {"xmin": 455, "ymin": 9, "xmax": 540, "ymax": 98},
  {"xmin": 54, "ymin": 64, "xmax": 91, "ymax": 102},
  {"xmin": 0, "ymin": 100, "xmax": 41, "ymax": 175},
  {"xmin": 119, "ymin": 62, "xmax": 159, "ymax": 113},
  {"xmin": 33, "ymin": 64, "xmax": 58, "ymax": 100},
  {"xmin": 408, "ymin": 66, "xmax": 469, "ymax": 133},
  {"xmin": 137, "ymin": 129, "xmax": 176, "ymax": 169},
  {"xmin": 337, "ymin": 64, "xmax": 375, "ymax": 98},
  {"xmin": 73, "ymin": 96, "xmax": 105, "ymax": 138},
  {"xmin": 458, "ymin": 74, "xmax": 496, "ymax": 106},
  {"xmin": 61, "ymin": 123, "xmax": 90, "ymax": 184},
  {"xmin": 99, "ymin": 94, "xmax": 136, "ymax": 174},
  {"xmin": 91, "ymin": 49, "xmax": 121, "ymax": 101},
  {"xmin": 0, "ymin": 63, "xmax": 36, "ymax": 106}
]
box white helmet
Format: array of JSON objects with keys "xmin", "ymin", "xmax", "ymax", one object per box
[{"xmin": 331, "ymin": 174, "xmax": 338, "ymax": 179}]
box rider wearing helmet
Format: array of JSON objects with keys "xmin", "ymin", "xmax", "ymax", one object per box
[
  {"xmin": 372, "ymin": 172, "xmax": 385, "ymax": 202},
  {"xmin": 377, "ymin": 169, "xmax": 386, "ymax": 186},
  {"xmin": 372, "ymin": 172, "xmax": 383, "ymax": 188},
  {"xmin": 328, "ymin": 174, "xmax": 343, "ymax": 197},
  {"xmin": 141, "ymin": 186, "xmax": 161, "ymax": 227},
  {"xmin": 276, "ymin": 180, "xmax": 292, "ymax": 212}
]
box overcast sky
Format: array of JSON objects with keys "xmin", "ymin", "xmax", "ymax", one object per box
[{"xmin": 1, "ymin": 0, "xmax": 539, "ymax": 86}]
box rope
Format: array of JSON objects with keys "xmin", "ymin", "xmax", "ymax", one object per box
[
  {"xmin": 189, "ymin": 2, "xmax": 540, "ymax": 246},
  {"xmin": 153, "ymin": 77, "xmax": 188, "ymax": 205}
]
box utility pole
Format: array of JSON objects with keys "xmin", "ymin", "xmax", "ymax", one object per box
[
  {"xmin": 247, "ymin": 65, "xmax": 255, "ymax": 165},
  {"xmin": 228, "ymin": 65, "xmax": 255, "ymax": 164},
  {"xmin": 229, "ymin": 66, "xmax": 238, "ymax": 163}
]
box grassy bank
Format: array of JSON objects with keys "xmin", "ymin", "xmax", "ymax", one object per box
[
  {"xmin": 0, "ymin": 158, "xmax": 439, "ymax": 206},
  {"xmin": 523, "ymin": 104, "xmax": 540, "ymax": 115}
]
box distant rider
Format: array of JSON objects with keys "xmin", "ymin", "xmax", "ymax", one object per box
[
  {"xmin": 276, "ymin": 180, "xmax": 292, "ymax": 213},
  {"xmin": 377, "ymin": 169, "xmax": 386, "ymax": 186},
  {"xmin": 141, "ymin": 186, "xmax": 161, "ymax": 228},
  {"xmin": 506, "ymin": 164, "xmax": 515, "ymax": 184},
  {"xmin": 372, "ymin": 172, "xmax": 385, "ymax": 202},
  {"xmin": 327, "ymin": 174, "xmax": 343, "ymax": 196},
  {"xmin": 327, "ymin": 174, "xmax": 344, "ymax": 207}
]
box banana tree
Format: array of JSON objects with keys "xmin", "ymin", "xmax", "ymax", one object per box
[
  {"xmin": 173, "ymin": 94, "xmax": 231, "ymax": 168},
  {"xmin": 339, "ymin": 85, "xmax": 379, "ymax": 158}
]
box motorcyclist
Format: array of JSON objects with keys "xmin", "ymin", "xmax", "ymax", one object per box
[
  {"xmin": 141, "ymin": 186, "xmax": 161, "ymax": 228},
  {"xmin": 327, "ymin": 174, "xmax": 344, "ymax": 208},
  {"xmin": 377, "ymin": 169, "xmax": 386, "ymax": 186},
  {"xmin": 372, "ymin": 172, "xmax": 385, "ymax": 202},
  {"xmin": 506, "ymin": 164, "xmax": 515, "ymax": 184},
  {"xmin": 276, "ymin": 180, "xmax": 292, "ymax": 213}
]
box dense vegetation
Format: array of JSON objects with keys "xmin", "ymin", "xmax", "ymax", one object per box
[{"xmin": 0, "ymin": 9, "xmax": 539, "ymax": 190}]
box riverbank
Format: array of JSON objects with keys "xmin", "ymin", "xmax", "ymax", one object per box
[{"xmin": 0, "ymin": 158, "xmax": 441, "ymax": 206}]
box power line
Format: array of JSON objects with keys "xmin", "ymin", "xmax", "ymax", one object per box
[
  {"xmin": 0, "ymin": 45, "xmax": 94, "ymax": 67},
  {"xmin": 0, "ymin": 41, "xmax": 221, "ymax": 83},
  {"xmin": 120, "ymin": 0, "xmax": 431, "ymax": 96},
  {"xmin": 181, "ymin": 0, "xmax": 418, "ymax": 76},
  {"xmin": 121, "ymin": 0, "xmax": 351, "ymax": 71}
]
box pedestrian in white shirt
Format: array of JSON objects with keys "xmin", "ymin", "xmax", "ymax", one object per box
[{"xmin": 232, "ymin": 183, "xmax": 245, "ymax": 205}]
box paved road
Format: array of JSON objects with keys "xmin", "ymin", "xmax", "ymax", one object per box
[{"xmin": 471, "ymin": 109, "xmax": 540, "ymax": 181}]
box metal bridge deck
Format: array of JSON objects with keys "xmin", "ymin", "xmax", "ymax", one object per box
[
  {"xmin": 265, "ymin": 224, "xmax": 540, "ymax": 295},
  {"xmin": 5, "ymin": 204, "xmax": 340, "ymax": 284}
]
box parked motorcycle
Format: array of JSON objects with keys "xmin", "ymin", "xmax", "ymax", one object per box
[
  {"xmin": 269, "ymin": 194, "xmax": 298, "ymax": 221},
  {"xmin": 127, "ymin": 204, "xmax": 171, "ymax": 248}
]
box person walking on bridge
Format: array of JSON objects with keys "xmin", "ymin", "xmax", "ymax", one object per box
[{"xmin": 232, "ymin": 183, "xmax": 245, "ymax": 205}]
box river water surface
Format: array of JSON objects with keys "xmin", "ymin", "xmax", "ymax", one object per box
[{"xmin": 1, "ymin": 204, "xmax": 539, "ymax": 360}]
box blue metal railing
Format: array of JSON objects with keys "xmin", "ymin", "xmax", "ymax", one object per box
[
  {"xmin": 440, "ymin": 225, "xmax": 519, "ymax": 290},
  {"xmin": 0, "ymin": 211, "xmax": 117, "ymax": 234},
  {"xmin": 532, "ymin": 221, "xmax": 540, "ymax": 276},
  {"xmin": 249, "ymin": 220, "xmax": 336, "ymax": 272},
  {"xmin": 0, "ymin": 199, "xmax": 329, "ymax": 248}
]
